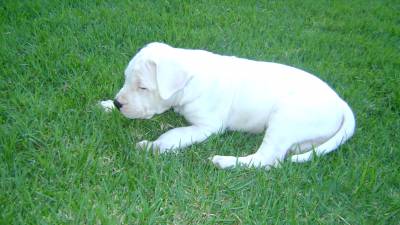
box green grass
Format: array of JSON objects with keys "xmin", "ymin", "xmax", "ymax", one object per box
[{"xmin": 1, "ymin": 0, "xmax": 399, "ymax": 224}]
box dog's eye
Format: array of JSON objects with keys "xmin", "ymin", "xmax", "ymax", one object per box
[{"xmin": 138, "ymin": 87, "xmax": 147, "ymax": 91}]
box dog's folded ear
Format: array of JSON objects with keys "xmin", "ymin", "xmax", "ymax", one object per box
[{"xmin": 150, "ymin": 58, "xmax": 192, "ymax": 100}]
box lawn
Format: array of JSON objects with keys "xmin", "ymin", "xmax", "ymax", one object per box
[{"xmin": 1, "ymin": 0, "xmax": 399, "ymax": 224}]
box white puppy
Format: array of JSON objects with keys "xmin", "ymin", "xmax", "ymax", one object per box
[{"xmin": 107, "ymin": 42, "xmax": 355, "ymax": 169}]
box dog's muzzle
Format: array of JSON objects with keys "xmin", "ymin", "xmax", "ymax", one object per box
[{"xmin": 113, "ymin": 99, "xmax": 123, "ymax": 110}]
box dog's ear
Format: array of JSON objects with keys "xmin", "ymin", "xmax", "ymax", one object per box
[{"xmin": 150, "ymin": 58, "xmax": 192, "ymax": 100}]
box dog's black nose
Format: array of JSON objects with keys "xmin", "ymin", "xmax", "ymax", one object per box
[{"xmin": 113, "ymin": 99, "xmax": 123, "ymax": 110}]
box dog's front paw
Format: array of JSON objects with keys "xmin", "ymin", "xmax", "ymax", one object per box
[
  {"xmin": 136, "ymin": 140, "xmax": 176, "ymax": 153},
  {"xmin": 209, "ymin": 155, "xmax": 238, "ymax": 169},
  {"xmin": 136, "ymin": 140, "xmax": 154, "ymax": 151}
]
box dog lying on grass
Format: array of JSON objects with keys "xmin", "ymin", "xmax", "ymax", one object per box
[{"xmin": 101, "ymin": 42, "xmax": 355, "ymax": 169}]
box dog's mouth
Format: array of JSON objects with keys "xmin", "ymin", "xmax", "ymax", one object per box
[{"xmin": 120, "ymin": 109, "xmax": 154, "ymax": 120}]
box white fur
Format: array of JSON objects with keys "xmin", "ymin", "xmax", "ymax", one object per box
[{"xmin": 111, "ymin": 42, "xmax": 355, "ymax": 169}]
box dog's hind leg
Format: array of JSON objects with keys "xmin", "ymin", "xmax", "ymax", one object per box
[
  {"xmin": 210, "ymin": 101, "xmax": 343, "ymax": 169},
  {"xmin": 211, "ymin": 128, "xmax": 292, "ymax": 169},
  {"xmin": 211, "ymin": 106, "xmax": 304, "ymax": 169}
]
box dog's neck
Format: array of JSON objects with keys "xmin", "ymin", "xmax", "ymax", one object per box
[{"xmin": 168, "ymin": 90, "xmax": 185, "ymax": 111}]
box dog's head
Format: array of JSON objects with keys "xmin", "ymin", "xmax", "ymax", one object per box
[{"xmin": 114, "ymin": 43, "xmax": 191, "ymax": 119}]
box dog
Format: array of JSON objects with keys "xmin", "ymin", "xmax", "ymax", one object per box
[{"xmin": 101, "ymin": 42, "xmax": 355, "ymax": 169}]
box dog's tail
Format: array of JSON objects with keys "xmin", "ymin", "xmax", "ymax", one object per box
[{"xmin": 290, "ymin": 101, "xmax": 356, "ymax": 163}]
